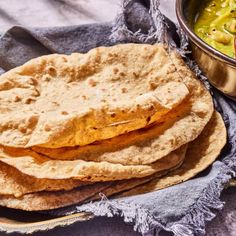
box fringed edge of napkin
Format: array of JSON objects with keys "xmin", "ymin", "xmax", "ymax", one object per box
[
  {"xmin": 77, "ymin": 163, "xmax": 234, "ymax": 235},
  {"xmin": 167, "ymin": 163, "xmax": 234, "ymax": 236}
]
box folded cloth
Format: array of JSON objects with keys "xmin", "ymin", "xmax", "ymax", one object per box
[{"xmin": 0, "ymin": 0, "xmax": 236, "ymax": 235}]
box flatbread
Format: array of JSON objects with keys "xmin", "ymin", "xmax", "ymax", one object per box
[
  {"xmin": 0, "ymin": 183, "xmax": 111, "ymax": 211},
  {"xmin": 118, "ymin": 111, "xmax": 227, "ymax": 197},
  {"xmin": 0, "ymin": 157, "xmax": 185, "ymax": 211},
  {"xmin": 32, "ymin": 46, "xmax": 213, "ymax": 165},
  {"xmin": 0, "ymin": 144, "xmax": 186, "ymax": 181},
  {"xmin": 0, "ymin": 111, "xmax": 226, "ymax": 211},
  {"xmin": 0, "ymin": 111, "xmax": 225, "ymax": 211},
  {"xmin": 0, "ymin": 162, "xmax": 89, "ymax": 197},
  {"xmin": 0, "ymin": 44, "xmax": 190, "ymax": 148}
]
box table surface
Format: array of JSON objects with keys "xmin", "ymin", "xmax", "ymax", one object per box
[{"xmin": 0, "ymin": 1, "xmax": 236, "ymax": 235}]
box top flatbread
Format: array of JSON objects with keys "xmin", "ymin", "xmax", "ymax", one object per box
[
  {"xmin": 0, "ymin": 44, "xmax": 189, "ymax": 148},
  {"xmin": 32, "ymin": 47, "xmax": 213, "ymax": 165}
]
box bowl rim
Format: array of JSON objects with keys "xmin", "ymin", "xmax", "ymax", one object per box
[{"xmin": 175, "ymin": 0, "xmax": 236, "ymax": 67}]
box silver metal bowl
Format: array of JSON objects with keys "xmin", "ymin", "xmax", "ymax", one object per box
[{"xmin": 176, "ymin": 0, "xmax": 236, "ymax": 99}]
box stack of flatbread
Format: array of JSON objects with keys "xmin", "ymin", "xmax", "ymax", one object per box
[{"xmin": 0, "ymin": 44, "xmax": 226, "ymax": 211}]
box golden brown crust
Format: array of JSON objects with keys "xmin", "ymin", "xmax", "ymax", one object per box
[
  {"xmin": 0, "ymin": 44, "xmax": 190, "ymax": 148},
  {"xmin": 32, "ymin": 47, "xmax": 214, "ymax": 166}
]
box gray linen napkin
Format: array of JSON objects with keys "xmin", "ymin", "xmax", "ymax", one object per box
[{"xmin": 0, "ymin": 1, "xmax": 235, "ymax": 235}]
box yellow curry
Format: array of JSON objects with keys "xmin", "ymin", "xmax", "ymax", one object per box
[{"xmin": 194, "ymin": 0, "xmax": 236, "ymax": 58}]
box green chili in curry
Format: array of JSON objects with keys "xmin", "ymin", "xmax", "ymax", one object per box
[{"xmin": 194, "ymin": 0, "xmax": 236, "ymax": 58}]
